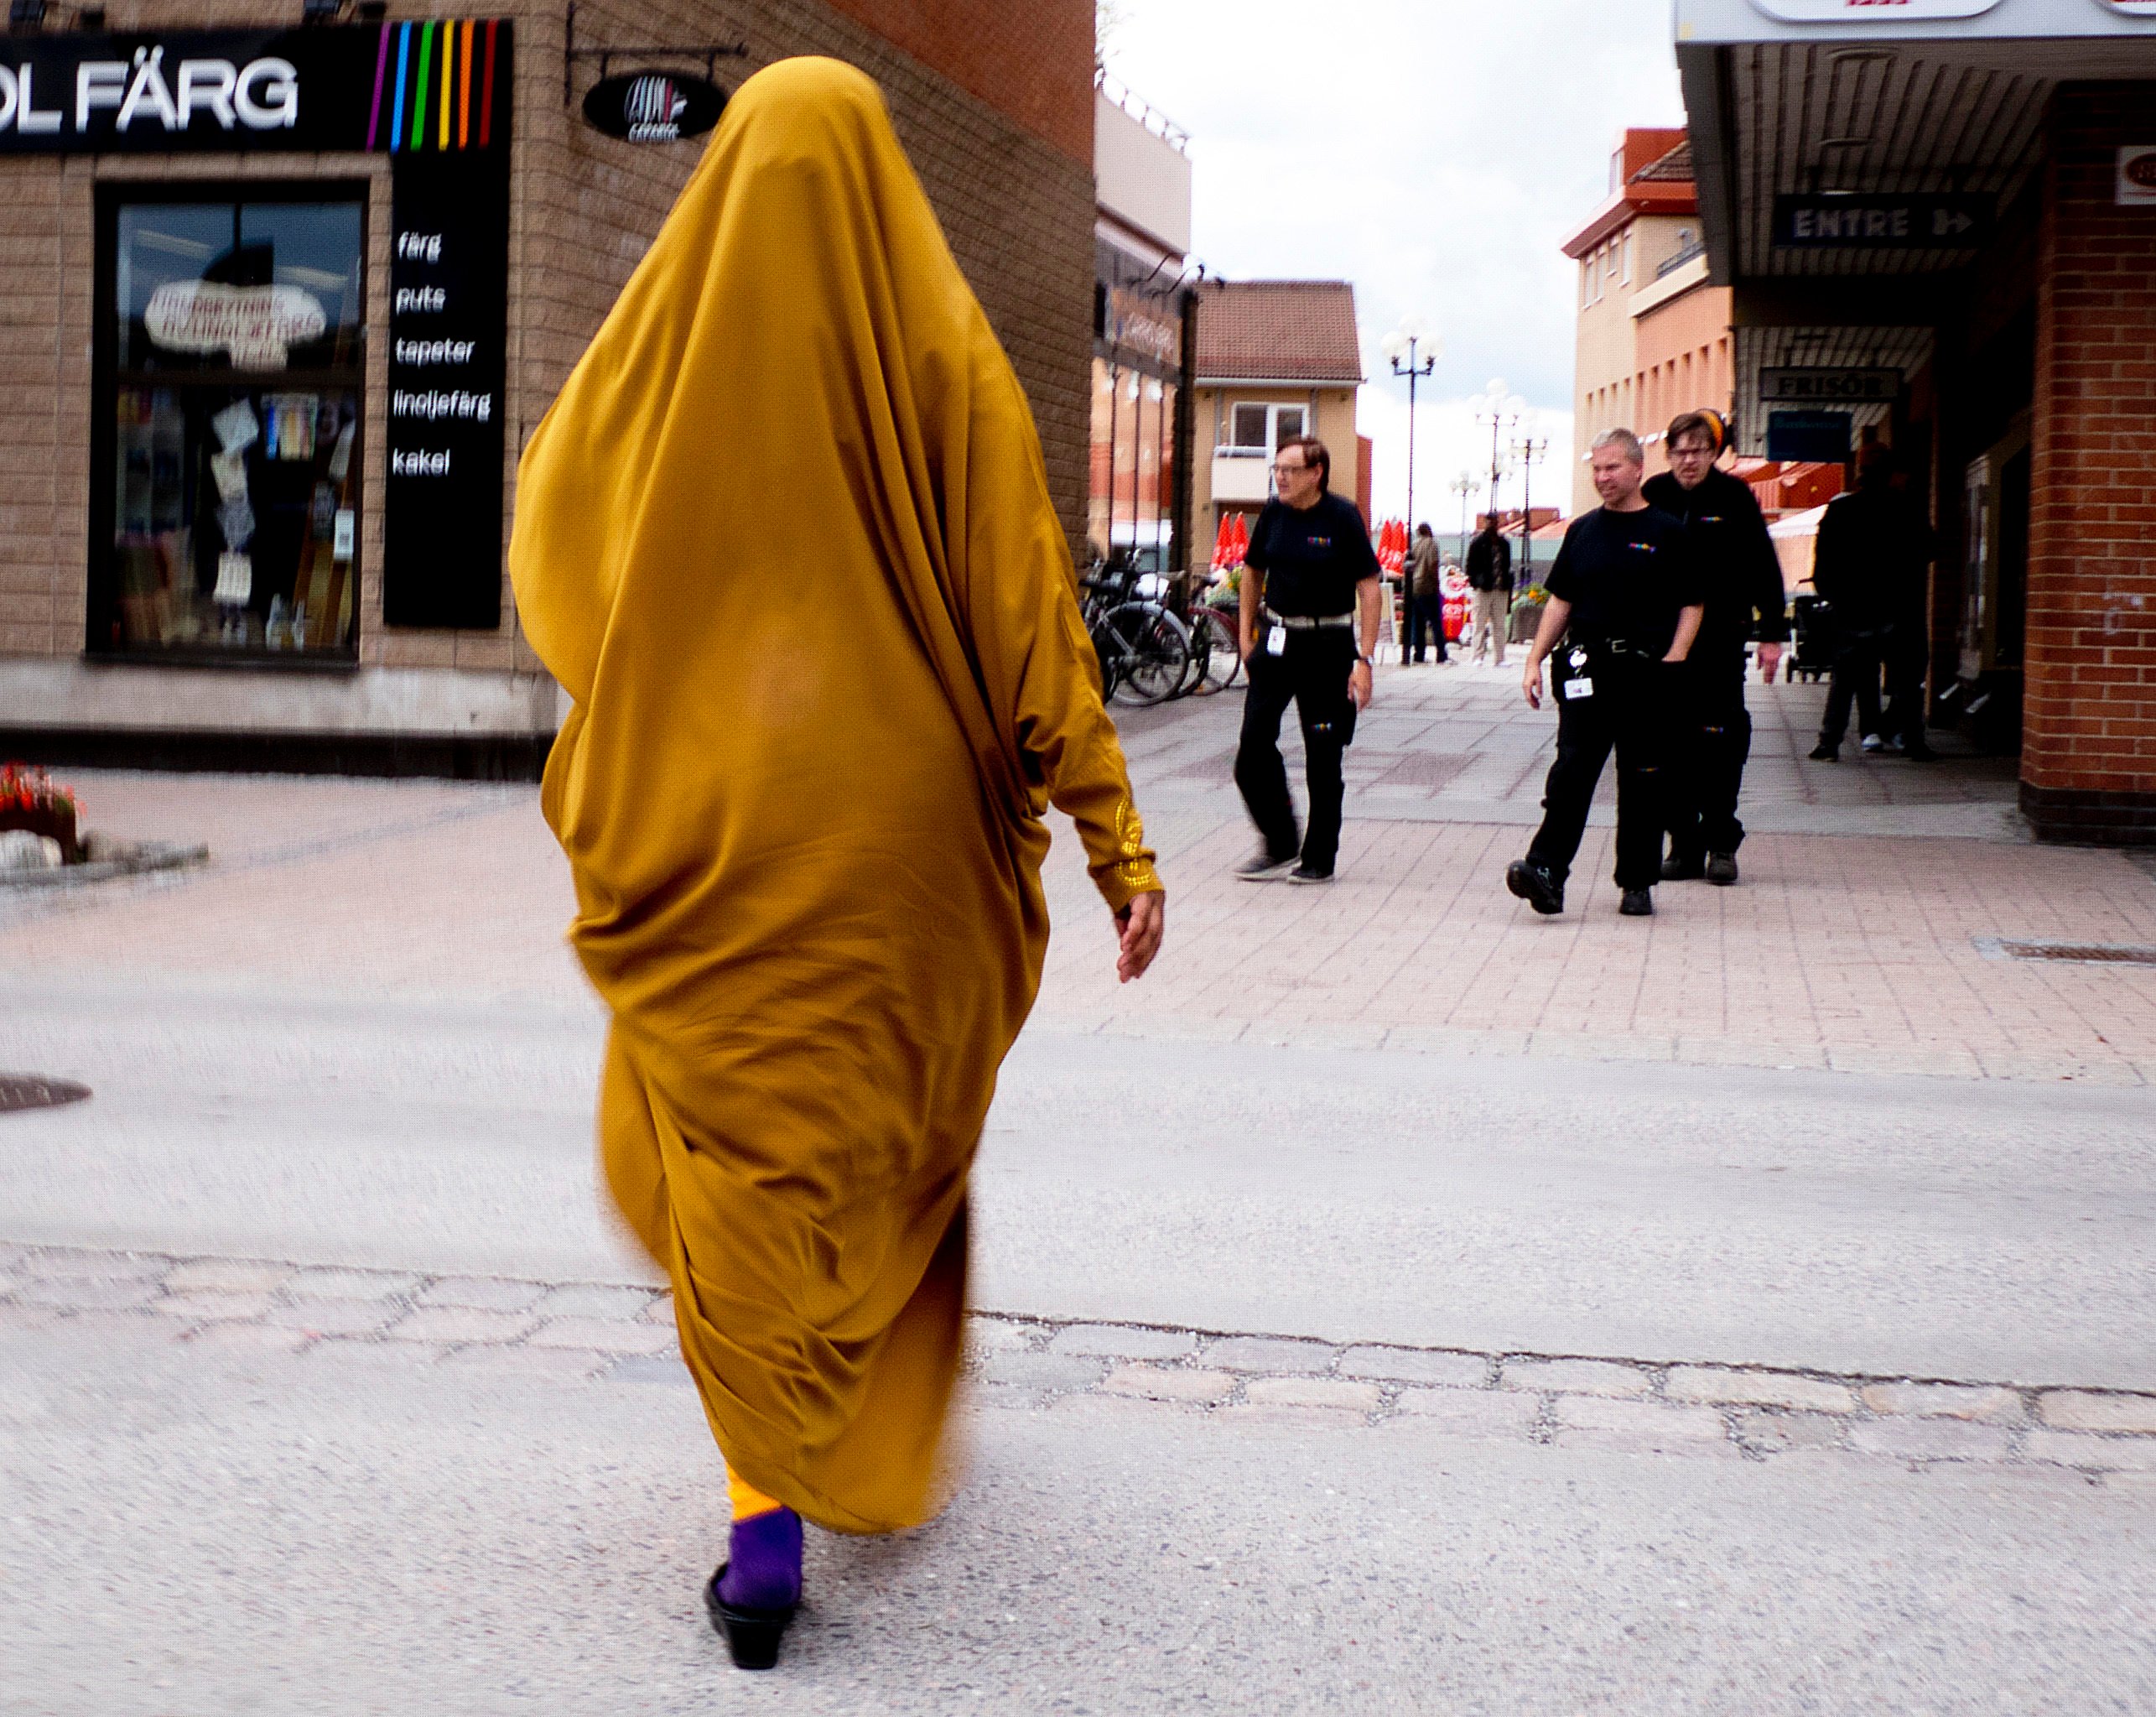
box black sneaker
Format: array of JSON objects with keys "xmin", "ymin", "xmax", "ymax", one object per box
[
  {"xmin": 1286, "ymin": 865, "xmax": 1333, "ymax": 885},
  {"xmin": 1235, "ymin": 851, "xmax": 1297, "ymax": 883},
  {"xmin": 1661, "ymin": 853, "xmax": 1706, "ymax": 882},
  {"xmin": 1903, "ymin": 742, "xmax": 1940, "ymax": 762},
  {"xmin": 1705, "ymin": 852, "xmax": 1738, "ymax": 886},
  {"xmin": 1505, "ymin": 860, "xmax": 1564, "ymax": 916},
  {"xmin": 1618, "ymin": 888, "xmax": 1655, "ymax": 917},
  {"xmin": 1808, "ymin": 742, "xmax": 1839, "ymax": 762}
]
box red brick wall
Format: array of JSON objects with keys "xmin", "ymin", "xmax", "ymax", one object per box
[
  {"xmin": 822, "ymin": 0, "xmax": 1094, "ymax": 163},
  {"xmin": 2025, "ymin": 84, "xmax": 2156, "ymax": 840}
]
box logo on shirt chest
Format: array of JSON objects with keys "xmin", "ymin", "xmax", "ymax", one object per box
[{"xmin": 1304, "ymin": 535, "xmax": 1333, "ymax": 551}]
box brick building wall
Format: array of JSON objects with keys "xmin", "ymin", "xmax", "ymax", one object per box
[
  {"xmin": 0, "ymin": 0, "xmax": 1093, "ymax": 756},
  {"xmin": 2024, "ymin": 83, "xmax": 2156, "ymax": 841}
]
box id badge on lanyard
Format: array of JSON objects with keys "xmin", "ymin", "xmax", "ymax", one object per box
[
  {"xmin": 1561, "ymin": 646, "xmax": 1594, "ymax": 700},
  {"xmin": 1266, "ymin": 625, "xmax": 1287, "ymax": 657}
]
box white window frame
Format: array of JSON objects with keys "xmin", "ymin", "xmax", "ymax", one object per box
[{"xmin": 1223, "ymin": 401, "xmax": 1309, "ymax": 455}]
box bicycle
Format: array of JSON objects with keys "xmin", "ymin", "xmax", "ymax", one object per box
[
  {"xmin": 1079, "ymin": 558, "xmax": 1192, "ymax": 707},
  {"xmin": 1179, "ymin": 585, "xmax": 1244, "ymax": 696}
]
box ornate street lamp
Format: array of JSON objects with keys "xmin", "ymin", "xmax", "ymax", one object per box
[
  {"xmin": 1510, "ymin": 426, "xmax": 1549, "ymax": 589},
  {"xmin": 1473, "ymin": 379, "xmax": 1526, "ymax": 522},
  {"xmin": 1449, "ymin": 470, "xmax": 1478, "ymax": 563},
  {"xmin": 1380, "ymin": 318, "xmax": 1442, "ymax": 666}
]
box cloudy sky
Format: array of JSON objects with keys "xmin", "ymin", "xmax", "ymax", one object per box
[{"xmin": 1100, "ymin": 0, "xmax": 1686, "ymax": 533}]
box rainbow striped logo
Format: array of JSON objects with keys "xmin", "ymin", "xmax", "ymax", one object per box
[{"xmin": 366, "ymin": 19, "xmax": 501, "ymax": 153}]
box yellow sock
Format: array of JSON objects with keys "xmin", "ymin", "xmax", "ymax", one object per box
[{"xmin": 727, "ymin": 1468, "xmax": 782, "ymax": 1522}]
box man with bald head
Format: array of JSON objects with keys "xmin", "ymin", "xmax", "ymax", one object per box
[{"xmin": 1508, "ymin": 429, "xmax": 1705, "ymax": 919}]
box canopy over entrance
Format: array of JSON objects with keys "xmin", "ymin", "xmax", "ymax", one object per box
[{"xmin": 1675, "ymin": 0, "xmax": 2156, "ymax": 842}]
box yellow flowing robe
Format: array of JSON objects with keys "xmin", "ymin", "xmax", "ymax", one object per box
[{"xmin": 509, "ymin": 58, "xmax": 1161, "ymax": 1534}]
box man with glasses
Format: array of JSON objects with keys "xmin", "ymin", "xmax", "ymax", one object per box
[
  {"xmin": 1233, "ymin": 436, "xmax": 1382, "ymax": 883},
  {"xmin": 1641, "ymin": 409, "xmax": 1788, "ymax": 885}
]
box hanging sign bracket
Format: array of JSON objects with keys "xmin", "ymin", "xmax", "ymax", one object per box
[{"xmin": 564, "ymin": 3, "xmax": 746, "ymax": 104}]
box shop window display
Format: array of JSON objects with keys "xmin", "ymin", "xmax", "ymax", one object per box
[{"xmin": 96, "ymin": 191, "xmax": 366, "ymax": 660}]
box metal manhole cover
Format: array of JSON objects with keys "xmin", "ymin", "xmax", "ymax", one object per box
[
  {"xmin": 0, "ymin": 1074, "xmax": 91, "ymax": 1112},
  {"xmin": 1990, "ymin": 940, "xmax": 2156, "ymax": 967}
]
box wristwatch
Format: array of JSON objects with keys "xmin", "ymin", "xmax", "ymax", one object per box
[{"xmin": 1356, "ymin": 652, "xmax": 1373, "ymax": 667}]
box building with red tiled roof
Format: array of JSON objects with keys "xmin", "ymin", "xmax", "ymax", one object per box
[{"xmin": 1190, "ymin": 279, "xmax": 1371, "ymax": 544}]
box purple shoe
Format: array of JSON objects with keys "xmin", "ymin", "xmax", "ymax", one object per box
[{"xmin": 705, "ymin": 1506, "xmax": 801, "ymax": 1670}]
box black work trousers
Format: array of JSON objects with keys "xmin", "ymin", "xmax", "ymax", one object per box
[
  {"xmin": 1820, "ymin": 630, "xmax": 1887, "ymax": 747},
  {"xmin": 1407, "ymin": 594, "xmax": 1447, "ymax": 663},
  {"xmin": 1235, "ymin": 629, "xmax": 1359, "ymax": 873},
  {"xmin": 1525, "ymin": 654, "xmax": 1672, "ymax": 893},
  {"xmin": 1665, "ymin": 658, "xmax": 1753, "ymax": 862}
]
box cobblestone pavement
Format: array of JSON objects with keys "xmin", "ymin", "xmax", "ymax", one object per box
[{"xmin": 10, "ymin": 1244, "xmax": 2154, "ymax": 1482}]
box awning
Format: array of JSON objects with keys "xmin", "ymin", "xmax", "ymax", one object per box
[{"xmin": 1674, "ymin": 0, "xmax": 2156, "ymax": 452}]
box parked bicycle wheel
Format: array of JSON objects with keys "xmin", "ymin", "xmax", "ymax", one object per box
[
  {"xmin": 1099, "ymin": 602, "xmax": 1191, "ymax": 706},
  {"xmin": 1185, "ymin": 606, "xmax": 1243, "ymax": 695}
]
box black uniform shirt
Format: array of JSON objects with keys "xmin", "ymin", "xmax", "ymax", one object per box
[
  {"xmin": 1640, "ymin": 466, "xmax": 1790, "ymax": 661},
  {"xmin": 1544, "ymin": 504, "xmax": 1705, "ymax": 659},
  {"xmin": 1246, "ymin": 492, "xmax": 1381, "ymax": 618}
]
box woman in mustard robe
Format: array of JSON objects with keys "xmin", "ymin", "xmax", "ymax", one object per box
[{"xmin": 509, "ymin": 57, "xmax": 1166, "ymax": 1668}]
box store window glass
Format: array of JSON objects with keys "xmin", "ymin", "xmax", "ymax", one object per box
[{"xmin": 96, "ymin": 189, "xmax": 366, "ymax": 659}]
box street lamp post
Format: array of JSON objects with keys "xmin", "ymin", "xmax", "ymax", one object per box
[
  {"xmin": 1474, "ymin": 379, "xmax": 1526, "ymax": 523},
  {"xmin": 1381, "ymin": 320, "xmax": 1442, "ymax": 667},
  {"xmin": 1511, "ymin": 429, "xmax": 1549, "ymax": 591},
  {"xmin": 1450, "ymin": 471, "xmax": 1477, "ymax": 563}
]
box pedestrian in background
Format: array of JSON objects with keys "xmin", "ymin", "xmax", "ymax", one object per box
[
  {"xmin": 510, "ymin": 59, "xmax": 1165, "ymax": 1671},
  {"xmin": 1642, "ymin": 408, "xmax": 1788, "ymax": 885},
  {"xmin": 1809, "ymin": 445, "xmax": 1937, "ymax": 762},
  {"xmin": 1234, "ymin": 435, "xmax": 1382, "ymax": 884},
  {"xmin": 1508, "ymin": 429, "xmax": 1705, "ymax": 918},
  {"xmin": 1406, "ymin": 522, "xmax": 1448, "ymax": 664},
  {"xmin": 1465, "ymin": 515, "xmax": 1514, "ymax": 666}
]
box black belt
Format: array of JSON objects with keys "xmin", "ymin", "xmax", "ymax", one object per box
[
  {"xmin": 1264, "ymin": 608, "xmax": 1355, "ymax": 631},
  {"xmin": 1578, "ymin": 637, "xmax": 1660, "ymax": 661}
]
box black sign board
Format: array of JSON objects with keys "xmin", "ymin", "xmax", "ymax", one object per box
[
  {"xmin": 581, "ymin": 69, "xmax": 726, "ymax": 142},
  {"xmin": 1772, "ymin": 195, "xmax": 1992, "ymax": 249},
  {"xmin": 382, "ymin": 20, "xmax": 512, "ymax": 631},
  {"xmin": 1760, "ymin": 367, "xmax": 1902, "ymax": 405},
  {"xmin": 0, "ymin": 23, "xmax": 512, "ymax": 155},
  {"xmin": 1766, "ymin": 410, "xmax": 1852, "ymax": 466},
  {"xmin": 0, "ymin": 22, "xmax": 517, "ymax": 629}
]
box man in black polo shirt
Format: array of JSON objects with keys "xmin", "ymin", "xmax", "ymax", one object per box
[
  {"xmin": 1233, "ymin": 435, "xmax": 1383, "ymax": 883},
  {"xmin": 1642, "ymin": 408, "xmax": 1790, "ymax": 886},
  {"xmin": 1507, "ymin": 428, "xmax": 1705, "ymax": 918}
]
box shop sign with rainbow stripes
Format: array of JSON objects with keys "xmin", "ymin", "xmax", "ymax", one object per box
[{"xmin": 0, "ymin": 22, "xmax": 512, "ymax": 155}]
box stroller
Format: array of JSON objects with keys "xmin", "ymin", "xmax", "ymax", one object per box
[{"xmin": 1786, "ymin": 584, "xmax": 1834, "ymax": 684}]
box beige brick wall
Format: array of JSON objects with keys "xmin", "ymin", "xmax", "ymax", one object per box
[{"xmin": 0, "ymin": 0, "xmax": 1094, "ymax": 722}]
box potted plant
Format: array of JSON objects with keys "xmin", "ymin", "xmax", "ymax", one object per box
[
  {"xmin": 0, "ymin": 764, "xmax": 81, "ymax": 862},
  {"xmin": 1509, "ymin": 583, "xmax": 1549, "ymax": 645}
]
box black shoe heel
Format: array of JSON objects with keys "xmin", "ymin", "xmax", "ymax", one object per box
[{"xmin": 705, "ymin": 1565, "xmax": 797, "ymax": 1670}]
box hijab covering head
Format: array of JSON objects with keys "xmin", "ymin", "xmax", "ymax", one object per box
[{"xmin": 512, "ymin": 57, "xmax": 1157, "ymax": 1533}]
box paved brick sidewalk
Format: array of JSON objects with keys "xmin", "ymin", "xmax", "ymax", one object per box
[
  {"xmin": 4, "ymin": 665, "xmax": 2153, "ymax": 1082},
  {"xmin": 1036, "ymin": 665, "xmax": 2156, "ymax": 1084},
  {"xmin": 9, "ymin": 1242, "xmax": 2153, "ymax": 1482}
]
